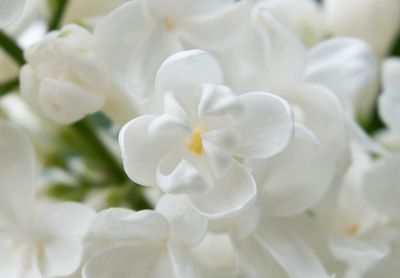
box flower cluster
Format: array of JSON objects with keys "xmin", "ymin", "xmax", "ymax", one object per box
[{"xmin": 0, "ymin": 0, "xmax": 400, "ymax": 277}]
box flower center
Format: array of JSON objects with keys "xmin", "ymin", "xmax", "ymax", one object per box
[
  {"xmin": 164, "ymin": 16, "xmax": 175, "ymax": 31},
  {"xmin": 344, "ymin": 223, "xmax": 360, "ymax": 236},
  {"xmin": 186, "ymin": 127, "xmax": 204, "ymax": 154}
]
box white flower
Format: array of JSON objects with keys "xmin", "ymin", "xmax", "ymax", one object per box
[
  {"xmin": 324, "ymin": 0, "xmax": 400, "ymax": 57},
  {"xmin": 326, "ymin": 145, "xmax": 389, "ymax": 275},
  {"xmin": 94, "ymin": 0, "xmax": 249, "ymax": 106},
  {"xmin": 20, "ymin": 24, "xmax": 136, "ymax": 125},
  {"xmin": 82, "ymin": 194, "xmax": 237, "ymax": 278},
  {"xmin": 119, "ymin": 49, "xmax": 294, "ymax": 219},
  {"xmin": 0, "ymin": 0, "xmax": 25, "ymax": 27},
  {"xmin": 0, "ymin": 121, "xmax": 95, "ymax": 277}
]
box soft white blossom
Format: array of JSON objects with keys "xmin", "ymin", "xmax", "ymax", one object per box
[
  {"xmin": 119, "ymin": 49, "xmax": 294, "ymax": 219},
  {"xmin": 0, "ymin": 121, "xmax": 95, "ymax": 277}
]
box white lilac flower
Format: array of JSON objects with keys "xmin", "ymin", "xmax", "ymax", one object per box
[
  {"xmin": 119, "ymin": 49, "xmax": 294, "ymax": 219},
  {"xmin": 0, "ymin": 121, "xmax": 95, "ymax": 277},
  {"xmin": 93, "ymin": 0, "xmax": 249, "ymax": 107},
  {"xmin": 324, "ymin": 0, "xmax": 400, "ymax": 58},
  {"xmin": 326, "ymin": 145, "xmax": 389, "ymax": 276},
  {"xmin": 0, "ymin": 0, "xmax": 25, "ymax": 27},
  {"xmin": 20, "ymin": 23, "xmax": 136, "ymax": 125},
  {"xmin": 82, "ymin": 194, "xmax": 237, "ymax": 278},
  {"xmin": 230, "ymin": 11, "xmax": 351, "ymax": 208}
]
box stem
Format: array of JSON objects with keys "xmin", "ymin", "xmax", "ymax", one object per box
[
  {"xmin": 48, "ymin": 0, "xmax": 69, "ymax": 31},
  {"xmin": 66, "ymin": 118, "xmax": 128, "ymax": 184},
  {"xmin": 0, "ymin": 77, "xmax": 19, "ymax": 96},
  {"xmin": 0, "ymin": 31, "xmax": 25, "ymax": 65}
]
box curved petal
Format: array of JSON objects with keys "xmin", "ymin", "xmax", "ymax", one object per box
[
  {"xmin": 290, "ymin": 83, "xmax": 349, "ymax": 179},
  {"xmin": 256, "ymin": 221, "xmax": 334, "ymax": 278},
  {"xmin": 32, "ymin": 202, "xmax": 96, "ymax": 277},
  {"xmin": 156, "ymin": 194, "xmax": 207, "ymax": 246},
  {"xmin": 250, "ymin": 124, "xmax": 334, "ymax": 216},
  {"xmin": 155, "ymin": 50, "xmax": 223, "ymax": 96},
  {"xmin": 179, "ymin": 1, "xmax": 249, "ymax": 50},
  {"xmin": 157, "ymin": 153, "xmax": 212, "ymax": 194},
  {"xmin": 0, "ymin": 0, "xmax": 25, "ymax": 27},
  {"xmin": 83, "ymin": 243, "xmax": 171, "ymax": 278},
  {"xmin": 119, "ymin": 115, "xmax": 169, "ymax": 187},
  {"xmin": 235, "ymin": 92, "xmax": 294, "ymax": 159},
  {"xmin": 329, "ymin": 236, "xmax": 389, "ymax": 273},
  {"xmin": 125, "ymin": 30, "xmax": 183, "ymax": 102},
  {"xmin": 39, "ymin": 78, "xmax": 105, "ymax": 124},
  {"xmin": 189, "ymin": 160, "xmax": 257, "ymax": 220},
  {"xmin": 364, "ymin": 157, "xmax": 400, "ymax": 217},
  {"xmin": 197, "ymin": 84, "xmax": 243, "ymax": 118},
  {"xmin": 191, "ymin": 233, "xmax": 238, "ymax": 276},
  {"xmin": 253, "ymin": 10, "xmax": 307, "ymax": 90},
  {"xmin": 305, "ymin": 38, "xmax": 377, "ymax": 112},
  {"xmin": 85, "ymin": 209, "xmax": 169, "ymax": 256},
  {"xmin": 0, "ymin": 122, "xmax": 35, "ymax": 226},
  {"xmin": 93, "ymin": 1, "xmax": 153, "ymax": 75}
]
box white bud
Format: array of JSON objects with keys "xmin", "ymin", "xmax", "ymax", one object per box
[{"xmin": 324, "ymin": 0, "xmax": 400, "ymax": 57}]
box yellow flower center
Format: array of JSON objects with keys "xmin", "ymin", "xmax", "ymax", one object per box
[
  {"xmin": 164, "ymin": 17, "xmax": 175, "ymax": 31},
  {"xmin": 345, "ymin": 223, "xmax": 360, "ymax": 236},
  {"xmin": 186, "ymin": 127, "xmax": 204, "ymax": 154}
]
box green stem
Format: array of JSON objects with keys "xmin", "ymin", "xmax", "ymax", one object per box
[
  {"xmin": 0, "ymin": 31, "xmax": 25, "ymax": 65},
  {"xmin": 65, "ymin": 119, "xmax": 128, "ymax": 184},
  {"xmin": 0, "ymin": 77, "xmax": 19, "ymax": 96},
  {"xmin": 48, "ymin": 0, "xmax": 69, "ymax": 31}
]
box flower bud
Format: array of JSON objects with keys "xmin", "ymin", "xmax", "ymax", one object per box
[
  {"xmin": 20, "ymin": 24, "xmax": 109, "ymax": 124},
  {"xmin": 324, "ymin": 0, "xmax": 400, "ymax": 57}
]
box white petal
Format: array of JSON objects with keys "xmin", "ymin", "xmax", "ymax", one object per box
[
  {"xmin": 197, "ymin": 84, "xmax": 243, "ymax": 118},
  {"xmin": 157, "ymin": 155, "xmax": 211, "ymax": 194},
  {"xmin": 364, "ymin": 157, "xmax": 400, "ymax": 217},
  {"xmin": 125, "ymin": 30, "xmax": 183, "ymax": 102},
  {"xmin": 93, "ymin": 1, "xmax": 153, "ymax": 75},
  {"xmin": 32, "ymin": 202, "xmax": 95, "ymax": 277},
  {"xmin": 0, "ymin": 122, "xmax": 35, "ymax": 226},
  {"xmin": 203, "ymin": 140, "xmax": 233, "ymax": 177},
  {"xmin": 119, "ymin": 115, "xmax": 169, "ymax": 187},
  {"xmin": 39, "ymin": 78, "xmax": 105, "ymax": 124},
  {"xmin": 86, "ymin": 209, "xmax": 169, "ymax": 247},
  {"xmin": 148, "ymin": 114, "xmax": 189, "ymax": 140},
  {"xmin": 382, "ymin": 58, "xmax": 400, "ymax": 93},
  {"xmin": 167, "ymin": 242, "xmax": 203, "ymax": 278},
  {"xmin": 19, "ymin": 65, "xmax": 41, "ymax": 115},
  {"xmin": 379, "ymin": 58, "xmax": 400, "ymax": 133},
  {"xmin": 145, "ymin": 0, "xmax": 185, "ymax": 20},
  {"xmin": 189, "ymin": 160, "xmax": 256, "ymax": 220},
  {"xmin": 235, "ymin": 92, "xmax": 294, "ymax": 159},
  {"xmin": 305, "ymin": 38, "xmax": 377, "ymax": 110},
  {"xmin": 191, "ymin": 233, "xmax": 238, "ymax": 276},
  {"xmin": 179, "ymin": 1, "xmax": 249, "ymax": 50},
  {"xmin": 256, "ymin": 222, "xmax": 334, "ymax": 278},
  {"xmin": 0, "ymin": 0, "xmax": 25, "ymax": 27},
  {"xmin": 253, "ymin": 10, "xmax": 307, "ymax": 89},
  {"xmin": 155, "ymin": 50, "xmax": 223, "ymax": 96},
  {"xmin": 156, "ymin": 194, "xmax": 207, "ymax": 246},
  {"xmin": 83, "ymin": 243, "xmax": 171, "ymax": 278},
  {"xmin": 329, "ymin": 236, "xmax": 389, "ymax": 273},
  {"xmin": 250, "ymin": 124, "xmax": 333, "ymax": 216},
  {"xmin": 202, "ymin": 128, "xmax": 240, "ymax": 150}
]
